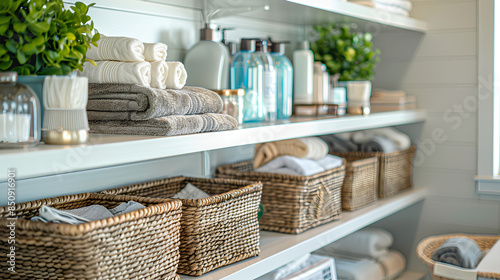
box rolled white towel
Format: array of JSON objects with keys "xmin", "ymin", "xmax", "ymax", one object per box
[
  {"xmin": 82, "ymin": 61, "xmax": 151, "ymax": 87},
  {"xmin": 165, "ymin": 61, "xmax": 188, "ymax": 89},
  {"xmin": 298, "ymin": 137, "xmax": 329, "ymax": 160},
  {"xmin": 144, "ymin": 43, "xmax": 168, "ymax": 62},
  {"xmin": 370, "ymin": 127, "xmax": 411, "ymax": 151},
  {"xmin": 315, "ymin": 227, "xmax": 394, "ymax": 258},
  {"xmin": 150, "ymin": 61, "xmax": 169, "ymax": 89},
  {"xmin": 86, "ymin": 35, "xmax": 145, "ymax": 62}
]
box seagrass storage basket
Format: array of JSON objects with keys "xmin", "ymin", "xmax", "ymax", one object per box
[
  {"xmin": 100, "ymin": 176, "xmax": 262, "ymax": 276},
  {"xmin": 215, "ymin": 160, "xmax": 345, "ymax": 234},
  {"xmin": 331, "ymin": 154, "xmax": 379, "ymax": 211},
  {"xmin": 0, "ymin": 193, "xmax": 182, "ymax": 280},
  {"xmin": 417, "ymin": 234, "xmax": 500, "ymax": 280}
]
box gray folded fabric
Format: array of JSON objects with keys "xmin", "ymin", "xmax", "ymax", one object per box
[
  {"xmin": 359, "ymin": 135, "xmax": 398, "ymax": 153},
  {"xmin": 431, "ymin": 237, "xmax": 483, "ymax": 269},
  {"xmin": 89, "ymin": 113, "xmax": 238, "ymax": 136},
  {"xmin": 30, "ymin": 201, "xmax": 146, "ymax": 225},
  {"xmin": 320, "ymin": 134, "xmax": 358, "ymax": 153},
  {"xmin": 86, "ymin": 83, "xmax": 223, "ymax": 120}
]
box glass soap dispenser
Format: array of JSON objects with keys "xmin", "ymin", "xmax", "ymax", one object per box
[{"xmin": 0, "ymin": 72, "xmax": 41, "ymax": 148}]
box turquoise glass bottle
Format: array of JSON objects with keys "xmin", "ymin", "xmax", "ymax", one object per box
[
  {"xmin": 231, "ymin": 39, "xmax": 265, "ymax": 122},
  {"xmin": 270, "ymin": 42, "xmax": 293, "ymax": 119}
]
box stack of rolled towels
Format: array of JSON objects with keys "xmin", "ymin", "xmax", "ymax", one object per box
[
  {"xmin": 348, "ymin": 0, "xmax": 413, "ymax": 16},
  {"xmin": 253, "ymin": 137, "xmax": 344, "ymax": 176},
  {"xmin": 82, "ymin": 35, "xmax": 238, "ymax": 136},
  {"xmin": 314, "ymin": 227, "xmax": 407, "ymax": 280},
  {"xmin": 320, "ymin": 127, "xmax": 411, "ymax": 154}
]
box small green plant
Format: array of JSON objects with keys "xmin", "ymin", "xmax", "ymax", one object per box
[
  {"xmin": 0, "ymin": 0, "xmax": 100, "ymax": 75},
  {"xmin": 311, "ymin": 24, "xmax": 380, "ymax": 81}
]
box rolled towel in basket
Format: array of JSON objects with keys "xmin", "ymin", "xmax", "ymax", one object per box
[
  {"xmin": 369, "ymin": 127, "xmax": 411, "ymax": 151},
  {"xmin": 320, "ymin": 134, "xmax": 358, "ymax": 153},
  {"xmin": 255, "ymin": 156, "xmax": 326, "ymax": 176},
  {"xmin": 87, "ymin": 84, "xmax": 223, "ymax": 120},
  {"xmin": 315, "ymin": 227, "xmax": 394, "ymax": 258},
  {"xmin": 144, "ymin": 42, "xmax": 168, "ymax": 62},
  {"xmin": 351, "ymin": 132, "xmax": 398, "ymax": 153},
  {"xmin": 82, "ymin": 61, "xmax": 151, "ymax": 87},
  {"xmin": 165, "ymin": 61, "xmax": 188, "ymax": 89},
  {"xmin": 253, "ymin": 137, "xmax": 329, "ymax": 169},
  {"xmin": 89, "ymin": 113, "xmax": 238, "ymax": 136},
  {"xmin": 150, "ymin": 61, "xmax": 169, "ymax": 89},
  {"xmin": 86, "ymin": 35, "xmax": 145, "ymax": 62},
  {"xmin": 431, "ymin": 237, "xmax": 483, "ymax": 269},
  {"xmin": 172, "ymin": 183, "xmax": 210, "ymax": 199}
]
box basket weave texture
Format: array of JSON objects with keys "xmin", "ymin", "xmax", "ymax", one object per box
[
  {"xmin": 417, "ymin": 234, "xmax": 500, "ymax": 280},
  {"xmin": 0, "ymin": 193, "xmax": 182, "ymax": 280},
  {"xmin": 215, "ymin": 160, "xmax": 345, "ymax": 234},
  {"xmin": 331, "ymin": 154, "xmax": 379, "ymax": 211},
  {"xmin": 100, "ymin": 177, "xmax": 262, "ymax": 276}
]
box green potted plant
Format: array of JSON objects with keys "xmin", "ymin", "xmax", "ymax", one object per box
[
  {"xmin": 0, "ymin": 0, "xmax": 99, "ymax": 107},
  {"xmin": 311, "ymin": 24, "xmax": 380, "ymax": 114}
]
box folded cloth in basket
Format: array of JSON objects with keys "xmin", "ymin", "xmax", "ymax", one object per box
[
  {"xmin": 320, "ymin": 134, "xmax": 358, "ymax": 153},
  {"xmin": 86, "ymin": 84, "xmax": 223, "ymax": 121},
  {"xmin": 352, "ymin": 127, "xmax": 411, "ymax": 151},
  {"xmin": 431, "ymin": 237, "xmax": 483, "ymax": 269},
  {"xmin": 86, "ymin": 35, "xmax": 145, "ymax": 62},
  {"xmin": 255, "ymin": 155, "xmax": 343, "ymax": 176},
  {"xmin": 89, "ymin": 113, "xmax": 238, "ymax": 136},
  {"xmin": 253, "ymin": 137, "xmax": 329, "ymax": 169},
  {"xmin": 31, "ymin": 201, "xmax": 146, "ymax": 224},
  {"xmin": 351, "ymin": 133, "xmax": 398, "ymax": 153},
  {"xmin": 82, "ymin": 61, "xmax": 151, "ymax": 86},
  {"xmin": 315, "ymin": 227, "xmax": 394, "ymax": 258},
  {"xmin": 172, "ymin": 183, "xmax": 210, "ymax": 199}
]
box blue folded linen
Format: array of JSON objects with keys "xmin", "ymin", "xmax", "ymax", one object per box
[{"xmin": 431, "ymin": 237, "xmax": 483, "ymax": 269}]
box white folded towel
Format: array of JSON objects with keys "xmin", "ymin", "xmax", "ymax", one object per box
[
  {"xmin": 332, "ymin": 250, "xmax": 405, "ymax": 280},
  {"xmin": 379, "ymin": 251, "xmax": 406, "ymax": 280},
  {"xmin": 165, "ymin": 61, "xmax": 188, "ymax": 89},
  {"xmin": 150, "ymin": 61, "xmax": 169, "ymax": 89},
  {"xmin": 86, "ymin": 35, "xmax": 145, "ymax": 62},
  {"xmin": 316, "ymin": 154, "xmax": 344, "ymax": 170},
  {"xmin": 299, "ymin": 137, "xmax": 330, "ymax": 160},
  {"xmin": 369, "ymin": 127, "xmax": 411, "ymax": 151},
  {"xmin": 172, "ymin": 183, "xmax": 210, "ymax": 199},
  {"xmin": 316, "ymin": 227, "xmax": 394, "ymax": 258},
  {"xmin": 31, "ymin": 201, "xmax": 146, "ymax": 224},
  {"xmin": 82, "ymin": 61, "xmax": 151, "ymax": 86},
  {"xmin": 255, "ymin": 155, "xmax": 326, "ymax": 176},
  {"xmin": 144, "ymin": 43, "xmax": 168, "ymax": 62}
]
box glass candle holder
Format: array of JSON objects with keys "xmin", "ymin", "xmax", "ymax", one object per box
[{"xmin": 0, "ymin": 72, "xmax": 41, "ymax": 148}]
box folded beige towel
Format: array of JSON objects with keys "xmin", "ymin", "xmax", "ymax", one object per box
[
  {"xmin": 86, "ymin": 36, "xmax": 145, "ymax": 62},
  {"xmin": 144, "ymin": 43, "xmax": 168, "ymax": 62},
  {"xmin": 253, "ymin": 137, "xmax": 329, "ymax": 169},
  {"xmin": 82, "ymin": 61, "xmax": 151, "ymax": 86},
  {"xmin": 150, "ymin": 61, "xmax": 168, "ymax": 89},
  {"xmin": 165, "ymin": 61, "xmax": 187, "ymax": 89},
  {"xmin": 89, "ymin": 113, "xmax": 238, "ymax": 136},
  {"xmin": 86, "ymin": 84, "xmax": 223, "ymax": 120}
]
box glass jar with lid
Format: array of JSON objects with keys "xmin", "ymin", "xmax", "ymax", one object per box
[
  {"xmin": 0, "ymin": 72, "xmax": 41, "ymax": 148},
  {"xmin": 215, "ymin": 89, "xmax": 245, "ymax": 124}
]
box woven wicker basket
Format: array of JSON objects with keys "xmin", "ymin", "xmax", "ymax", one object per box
[
  {"xmin": 0, "ymin": 193, "xmax": 181, "ymax": 280},
  {"xmin": 100, "ymin": 177, "xmax": 262, "ymax": 276},
  {"xmin": 417, "ymin": 234, "xmax": 500, "ymax": 280},
  {"xmin": 332, "ymin": 154, "xmax": 379, "ymax": 211},
  {"xmin": 215, "ymin": 160, "xmax": 345, "ymax": 234}
]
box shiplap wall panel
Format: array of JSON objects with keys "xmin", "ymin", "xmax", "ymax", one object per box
[
  {"xmin": 407, "ymin": 86, "xmax": 477, "ymax": 113},
  {"xmin": 414, "ymin": 169, "xmax": 476, "ymax": 198},
  {"xmin": 411, "ymin": 2, "xmax": 476, "ymax": 30}
]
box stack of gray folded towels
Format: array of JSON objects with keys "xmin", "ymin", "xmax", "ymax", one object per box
[
  {"xmin": 320, "ymin": 127, "xmax": 411, "ymax": 153},
  {"xmin": 86, "ymin": 84, "xmax": 237, "ymax": 136}
]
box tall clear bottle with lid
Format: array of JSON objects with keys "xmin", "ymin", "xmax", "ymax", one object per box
[
  {"xmin": 270, "ymin": 42, "xmax": 293, "ymax": 119},
  {"xmin": 293, "ymin": 41, "xmax": 314, "ymax": 104},
  {"xmin": 255, "ymin": 39, "xmax": 277, "ymax": 121},
  {"xmin": 0, "ymin": 72, "xmax": 41, "ymax": 148},
  {"xmin": 231, "ymin": 39, "xmax": 265, "ymax": 122}
]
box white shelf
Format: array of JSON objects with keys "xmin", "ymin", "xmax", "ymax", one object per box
[
  {"xmin": 180, "ymin": 188, "xmax": 428, "ymax": 280},
  {"xmin": 0, "ymin": 109, "xmax": 425, "ymax": 181}
]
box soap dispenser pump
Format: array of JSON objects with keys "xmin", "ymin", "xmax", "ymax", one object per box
[{"xmin": 184, "ymin": 24, "xmax": 231, "ymax": 90}]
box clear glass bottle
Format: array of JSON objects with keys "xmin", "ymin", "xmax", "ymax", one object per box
[
  {"xmin": 215, "ymin": 89, "xmax": 245, "ymax": 124},
  {"xmin": 270, "ymin": 42, "xmax": 294, "ymax": 119},
  {"xmin": 255, "ymin": 39, "xmax": 277, "ymax": 121},
  {"xmin": 0, "ymin": 72, "xmax": 41, "ymax": 148},
  {"xmin": 231, "ymin": 39, "xmax": 265, "ymax": 122}
]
